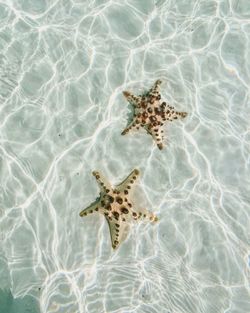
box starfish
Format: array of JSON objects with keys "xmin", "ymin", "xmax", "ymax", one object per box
[
  {"xmin": 121, "ymin": 79, "xmax": 187, "ymax": 150},
  {"xmin": 79, "ymin": 169, "xmax": 158, "ymax": 249}
]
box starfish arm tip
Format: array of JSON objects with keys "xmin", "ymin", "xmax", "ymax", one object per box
[
  {"xmin": 79, "ymin": 210, "xmax": 86, "ymax": 217},
  {"xmin": 154, "ymin": 216, "xmax": 159, "ymax": 222},
  {"xmin": 123, "ymin": 91, "xmax": 130, "ymax": 98},
  {"xmin": 134, "ymin": 168, "xmax": 140, "ymax": 175},
  {"xmin": 148, "ymin": 214, "xmax": 159, "ymax": 223}
]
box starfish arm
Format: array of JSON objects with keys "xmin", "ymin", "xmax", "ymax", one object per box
[
  {"xmin": 147, "ymin": 126, "xmax": 164, "ymax": 150},
  {"xmin": 131, "ymin": 208, "xmax": 159, "ymax": 222},
  {"xmin": 116, "ymin": 169, "xmax": 140, "ymax": 193},
  {"xmin": 105, "ymin": 216, "xmax": 130, "ymax": 249},
  {"xmin": 165, "ymin": 105, "xmax": 187, "ymax": 121},
  {"xmin": 123, "ymin": 91, "xmax": 142, "ymax": 108},
  {"xmin": 92, "ymin": 171, "xmax": 112, "ymax": 193},
  {"xmin": 148, "ymin": 79, "xmax": 162, "ymax": 97},
  {"xmin": 121, "ymin": 119, "xmax": 138, "ymax": 135},
  {"xmin": 79, "ymin": 200, "xmax": 101, "ymax": 217}
]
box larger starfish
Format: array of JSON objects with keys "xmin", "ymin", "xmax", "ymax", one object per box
[
  {"xmin": 79, "ymin": 169, "xmax": 158, "ymax": 249},
  {"xmin": 122, "ymin": 79, "xmax": 187, "ymax": 149}
]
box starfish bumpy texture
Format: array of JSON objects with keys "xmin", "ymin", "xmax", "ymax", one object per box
[
  {"xmin": 79, "ymin": 169, "xmax": 158, "ymax": 249},
  {"xmin": 122, "ymin": 79, "xmax": 187, "ymax": 150}
]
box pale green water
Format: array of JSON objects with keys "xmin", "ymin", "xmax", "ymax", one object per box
[
  {"xmin": 0, "ymin": 1, "xmax": 250, "ymax": 313},
  {"xmin": 0, "ymin": 289, "xmax": 39, "ymax": 313}
]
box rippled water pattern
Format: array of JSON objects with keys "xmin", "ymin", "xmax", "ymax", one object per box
[{"xmin": 0, "ymin": 1, "xmax": 250, "ymax": 313}]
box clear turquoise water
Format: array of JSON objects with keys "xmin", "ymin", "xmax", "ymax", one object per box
[
  {"xmin": 0, "ymin": 289, "xmax": 39, "ymax": 313},
  {"xmin": 0, "ymin": 1, "xmax": 250, "ymax": 313}
]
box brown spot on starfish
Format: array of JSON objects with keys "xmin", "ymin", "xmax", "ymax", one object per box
[
  {"xmin": 79, "ymin": 169, "xmax": 158, "ymax": 249},
  {"xmin": 121, "ymin": 79, "xmax": 187, "ymax": 149}
]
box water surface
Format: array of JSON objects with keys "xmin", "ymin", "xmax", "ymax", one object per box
[{"xmin": 0, "ymin": 1, "xmax": 249, "ymax": 313}]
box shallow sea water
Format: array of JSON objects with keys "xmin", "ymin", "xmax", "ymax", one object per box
[{"xmin": 0, "ymin": 0, "xmax": 250, "ymax": 312}]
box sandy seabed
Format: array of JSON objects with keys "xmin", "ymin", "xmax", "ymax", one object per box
[{"xmin": 0, "ymin": 1, "xmax": 249, "ymax": 313}]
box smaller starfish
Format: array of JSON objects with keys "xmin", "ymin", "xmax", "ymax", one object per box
[
  {"xmin": 122, "ymin": 79, "xmax": 187, "ymax": 150},
  {"xmin": 79, "ymin": 169, "xmax": 158, "ymax": 249}
]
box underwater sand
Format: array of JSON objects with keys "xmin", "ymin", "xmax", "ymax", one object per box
[{"xmin": 0, "ymin": 0, "xmax": 249, "ymax": 312}]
